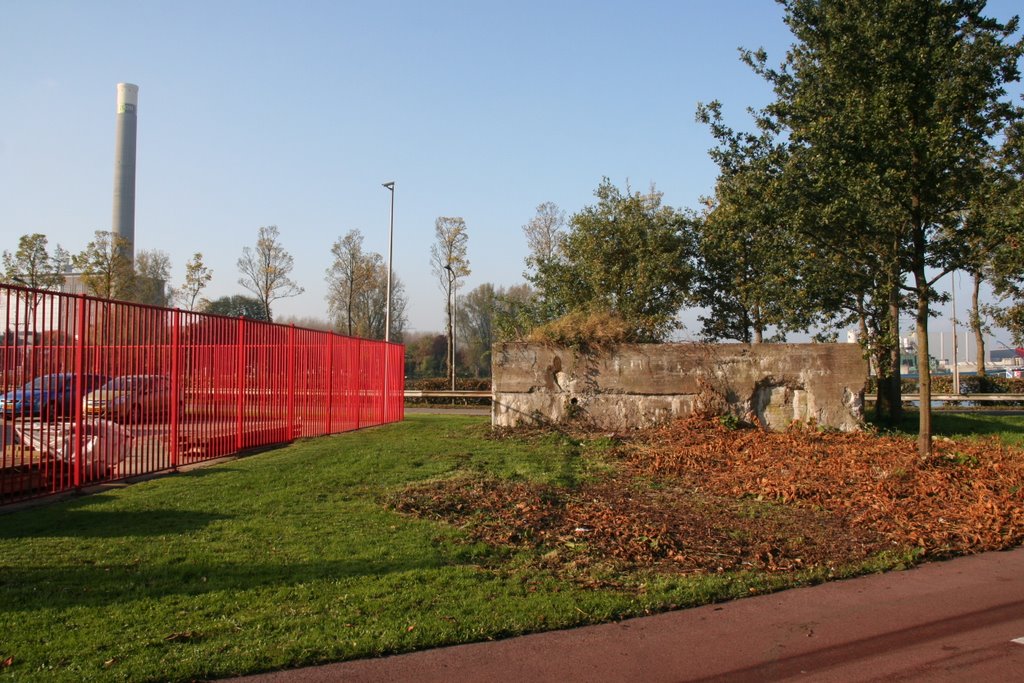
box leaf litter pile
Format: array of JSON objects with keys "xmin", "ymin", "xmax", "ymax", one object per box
[{"xmin": 390, "ymin": 417, "xmax": 1024, "ymax": 578}]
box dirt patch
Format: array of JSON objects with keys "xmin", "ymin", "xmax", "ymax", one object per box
[{"xmin": 389, "ymin": 417, "xmax": 1024, "ymax": 578}]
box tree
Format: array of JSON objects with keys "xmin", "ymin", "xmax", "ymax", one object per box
[
  {"xmin": 403, "ymin": 331, "xmax": 448, "ymax": 378},
  {"xmin": 694, "ymin": 102, "xmax": 819, "ymax": 343},
  {"xmin": 326, "ymin": 230, "xmax": 373, "ymax": 336},
  {"xmin": 72, "ymin": 230, "xmax": 135, "ymax": 300},
  {"xmin": 458, "ymin": 283, "xmax": 515, "ymax": 377},
  {"xmin": 177, "ymin": 252, "xmax": 213, "ymax": 311},
  {"xmin": 2, "ymin": 233, "xmax": 69, "ymax": 290},
  {"xmin": 353, "ymin": 261, "xmax": 408, "ymax": 341},
  {"xmin": 522, "ymin": 202, "xmax": 566, "ymax": 276},
  {"xmin": 492, "ymin": 283, "xmax": 537, "ymax": 342},
  {"xmin": 531, "ymin": 179, "xmax": 695, "ymax": 342},
  {"xmin": 275, "ymin": 314, "xmax": 333, "ymax": 331},
  {"xmin": 983, "ymin": 111, "xmax": 1024, "ymax": 346},
  {"xmin": 744, "ymin": 0, "xmax": 1023, "ymax": 456},
  {"xmin": 200, "ymin": 295, "xmax": 270, "ymax": 321},
  {"xmin": 429, "ymin": 217, "xmax": 470, "ymax": 384},
  {"xmin": 132, "ymin": 249, "xmax": 173, "ymax": 306},
  {"xmin": 237, "ymin": 225, "xmax": 303, "ymax": 323},
  {"xmin": 326, "ymin": 230, "xmax": 408, "ymax": 340}
]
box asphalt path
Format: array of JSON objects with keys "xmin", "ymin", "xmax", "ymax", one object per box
[{"xmin": 226, "ymin": 547, "xmax": 1024, "ymax": 682}]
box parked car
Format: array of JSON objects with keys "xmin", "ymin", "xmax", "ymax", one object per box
[
  {"xmin": 82, "ymin": 375, "xmax": 172, "ymax": 423},
  {"xmin": 1, "ymin": 373, "xmax": 109, "ymax": 419}
]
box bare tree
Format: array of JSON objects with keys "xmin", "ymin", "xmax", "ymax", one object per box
[
  {"xmin": 356, "ymin": 259, "xmax": 408, "ymax": 341},
  {"xmin": 429, "ymin": 217, "xmax": 470, "ymax": 385},
  {"xmin": 177, "ymin": 252, "xmax": 213, "ymax": 311},
  {"xmin": 522, "ymin": 201, "xmax": 566, "ymax": 276},
  {"xmin": 326, "ymin": 230, "xmax": 407, "ymax": 340},
  {"xmin": 326, "ymin": 230, "xmax": 372, "ymax": 336},
  {"xmin": 237, "ymin": 225, "xmax": 303, "ymax": 323}
]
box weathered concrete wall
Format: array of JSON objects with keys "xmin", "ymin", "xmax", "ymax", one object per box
[{"xmin": 492, "ymin": 342, "xmax": 867, "ymax": 431}]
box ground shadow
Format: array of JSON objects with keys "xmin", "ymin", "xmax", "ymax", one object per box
[
  {"xmin": 0, "ymin": 508, "xmax": 231, "ymax": 539},
  {"xmin": 0, "ymin": 552, "xmax": 468, "ymax": 612}
]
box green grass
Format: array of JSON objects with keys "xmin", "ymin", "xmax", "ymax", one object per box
[
  {"xmin": 873, "ymin": 409, "xmax": 1024, "ymax": 447},
  {"xmin": 0, "ymin": 415, "xmax": 938, "ymax": 681}
]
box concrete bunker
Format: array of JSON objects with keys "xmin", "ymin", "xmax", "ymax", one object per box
[{"xmin": 491, "ymin": 342, "xmax": 867, "ymax": 432}]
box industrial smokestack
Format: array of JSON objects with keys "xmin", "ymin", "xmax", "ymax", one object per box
[{"xmin": 112, "ymin": 83, "xmax": 138, "ymax": 265}]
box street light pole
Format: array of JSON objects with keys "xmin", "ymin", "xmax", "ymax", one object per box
[
  {"xmin": 951, "ymin": 270, "xmax": 960, "ymax": 395},
  {"xmin": 444, "ymin": 264, "xmax": 456, "ymax": 391},
  {"xmin": 382, "ymin": 182, "xmax": 395, "ymax": 343}
]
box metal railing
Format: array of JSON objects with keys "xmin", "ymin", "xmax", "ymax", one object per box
[
  {"xmin": 0, "ymin": 284, "xmax": 404, "ymax": 505},
  {"xmin": 403, "ymin": 390, "xmax": 491, "ymax": 399}
]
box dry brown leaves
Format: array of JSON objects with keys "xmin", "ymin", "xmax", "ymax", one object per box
[
  {"xmin": 390, "ymin": 417, "xmax": 1024, "ymax": 579},
  {"xmin": 629, "ymin": 416, "xmax": 1024, "ymax": 556}
]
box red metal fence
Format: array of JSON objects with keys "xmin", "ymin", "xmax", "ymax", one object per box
[{"xmin": 0, "ymin": 284, "xmax": 404, "ymax": 505}]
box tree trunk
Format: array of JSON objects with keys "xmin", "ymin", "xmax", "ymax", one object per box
[
  {"xmin": 875, "ymin": 282, "xmax": 903, "ymax": 426},
  {"xmin": 971, "ymin": 271, "xmax": 986, "ymax": 378},
  {"xmin": 856, "ymin": 295, "xmax": 872, "ymax": 384},
  {"xmin": 913, "ymin": 253, "xmax": 932, "ymax": 459},
  {"xmin": 752, "ymin": 302, "xmax": 763, "ymax": 344}
]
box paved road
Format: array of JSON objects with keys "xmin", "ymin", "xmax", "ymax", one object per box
[{"xmin": 226, "ymin": 547, "xmax": 1024, "ymax": 682}]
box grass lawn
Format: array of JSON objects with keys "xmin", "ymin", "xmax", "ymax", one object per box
[
  {"xmin": 0, "ymin": 412, "xmax": 1015, "ymax": 682},
  {"xmin": 878, "ymin": 408, "xmax": 1024, "ymax": 447}
]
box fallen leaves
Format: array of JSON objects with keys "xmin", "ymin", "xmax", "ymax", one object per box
[
  {"xmin": 390, "ymin": 416, "xmax": 1024, "ymax": 577},
  {"xmin": 630, "ymin": 416, "xmax": 1024, "ymax": 557}
]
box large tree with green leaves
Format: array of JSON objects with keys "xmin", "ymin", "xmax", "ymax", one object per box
[
  {"xmin": 200, "ymin": 295, "xmax": 270, "ymax": 321},
  {"xmin": 456, "ymin": 283, "xmax": 531, "ymax": 377},
  {"xmin": 72, "ymin": 230, "xmax": 136, "ymax": 300},
  {"xmin": 746, "ymin": 0, "xmax": 1022, "ymax": 456},
  {"xmin": 986, "ymin": 114, "xmax": 1024, "ymax": 345},
  {"xmin": 2, "ymin": 233, "xmax": 68, "ymax": 290},
  {"xmin": 695, "ymin": 102, "xmax": 821, "ymax": 343},
  {"xmin": 530, "ymin": 179, "xmax": 695, "ymax": 342}
]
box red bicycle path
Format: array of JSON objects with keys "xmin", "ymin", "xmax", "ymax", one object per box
[{"xmin": 225, "ymin": 545, "xmax": 1024, "ymax": 682}]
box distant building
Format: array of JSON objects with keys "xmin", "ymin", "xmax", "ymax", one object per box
[{"xmin": 991, "ymin": 348, "xmax": 1024, "ymax": 365}]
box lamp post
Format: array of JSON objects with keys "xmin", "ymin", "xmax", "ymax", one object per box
[
  {"xmin": 951, "ymin": 270, "xmax": 960, "ymax": 395},
  {"xmin": 381, "ymin": 182, "xmax": 395, "ymax": 342},
  {"xmin": 444, "ymin": 264, "xmax": 456, "ymax": 391}
]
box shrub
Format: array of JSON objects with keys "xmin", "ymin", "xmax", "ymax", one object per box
[{"xmin": 526, "ymin": 309, "xmax": 632, "ymax": 350}]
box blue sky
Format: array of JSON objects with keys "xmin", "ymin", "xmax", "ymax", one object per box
[{"xmin": 1, "ymin": 0, "xmax": 1021, "ymax": 353}]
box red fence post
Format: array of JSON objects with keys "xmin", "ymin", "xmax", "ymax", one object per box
[
  {"xmin": 325, "ymin": 334, "xmax": 334, "ymax": 435},
  {"xmin": 287, "ymin": 324, "xmax": 295, "ymax": 440},
  {"xmin": 236, "ymin": 317, "xmax": 245, "ymax": 453},
  {"xmin": 355, "ymin": 339, "xmax": 361, "ymax": 430},
  {"xmin": 169, "ymin": 308, "xmax": 181, "ymax": 469},
  {"xmin": 382, "ymin": 340, "xmax": 389, "ymax": 425},
  {"xmin": 72, "ymin": 294, "xmax": 86, "ymax": 489}
]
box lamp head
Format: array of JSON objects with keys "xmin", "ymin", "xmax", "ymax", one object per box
[{"xmin": 382, "ymin": 181, "xmax": 395, "ymax": 190}]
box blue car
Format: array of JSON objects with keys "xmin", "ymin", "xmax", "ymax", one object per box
[{"xmin": 1, "ymin": 373, "xmax": 109, "ymax": 419}]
